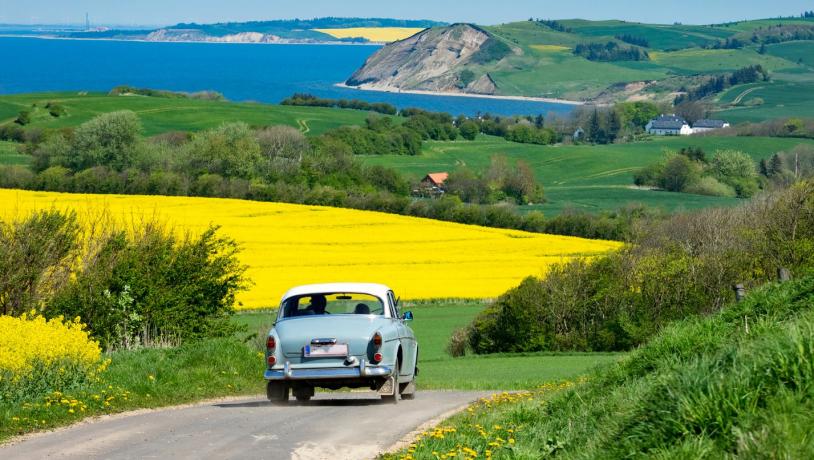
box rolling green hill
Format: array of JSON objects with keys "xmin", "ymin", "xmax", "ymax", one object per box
[
  {"xmin": 0, "ymin": 92, "xmax": 371, "ymax": 137},
  {"xmin": 362, "ymin": 135, "xmax": 814, "ymax": 215},
  {"xmin": 347, "ymin": 17, "xmax": 814, "ymax": 110}
]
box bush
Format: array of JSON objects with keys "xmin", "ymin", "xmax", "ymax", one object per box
[
  {"xmin": 459, "ymin": 181, "xmax": 814, "ymax": 353},
  {"xmin": 0, "ymin": 210, "xmax": 79, "ymax": 316},
  {"xmin": 685, "ymin": 176, "xmax": 736, "ymax": 197},
  {"xmin": 50, "ymin": 224, "xmax": 248, "ymax": 350}
]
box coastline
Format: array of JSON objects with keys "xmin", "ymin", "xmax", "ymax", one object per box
[
  {"xmin": 335, "ymin": 83, "xmax": 585, "ymax": 106},
  {"xmin": 0, "ymin": 34, "xmax": 385, "ymax": 46}
]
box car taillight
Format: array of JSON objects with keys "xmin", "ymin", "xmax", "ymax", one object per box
[
  {"xmin": 372, "ymin": 332, "xmax": 382, "ymax": 349},
  {"xmin": 372, "ymin": 352, "xmax": 383, "ymax": 363},
  {"xmin": 266, "ymin": 336, "xmax": 276, "ymax": 350},
  {"xmin": 267, "ymin": 355, "xmax": 277, "ymax": 366}
]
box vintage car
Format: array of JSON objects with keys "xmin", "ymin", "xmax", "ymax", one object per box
[{"xmin": 264, "ymin": 283, "xmax": 418, "ymax": 403}]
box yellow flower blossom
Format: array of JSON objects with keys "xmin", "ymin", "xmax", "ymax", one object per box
[{"xmin": 0, "ymin": 314, "xmax": 102, "ymax": 388}]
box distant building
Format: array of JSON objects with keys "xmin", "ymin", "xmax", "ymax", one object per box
[
  {"xmin": 417, "ymin": 172, "xmax": 449, "ymax": 198},
  {"xmin": 646, "ymin": 115, "xmax": 692, "ymax": 136},
  {"xmin": 573, "ymin": 127, "xmax": 585, "ymax": 140},
  {"xmin": 692, "ymin": 119, "xmax": 730, "ymax": 134}
]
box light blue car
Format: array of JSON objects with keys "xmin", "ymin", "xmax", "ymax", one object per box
[{"xmin": 264, "ymin": 283, "xmax": 418, "ymax": 403}]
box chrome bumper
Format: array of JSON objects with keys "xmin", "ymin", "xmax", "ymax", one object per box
[{"xmin": 264, "ymin": 359, "xmax": 392, "ymax": 381}]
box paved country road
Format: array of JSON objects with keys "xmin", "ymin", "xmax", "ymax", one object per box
[{"xmin": 0, "ymin": 391, "xmax": 486, "ymax": 460}]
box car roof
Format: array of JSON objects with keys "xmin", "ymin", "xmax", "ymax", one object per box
[{"xmin": 281, "ymin": 283, "xmax": 393, "ymax": 302}]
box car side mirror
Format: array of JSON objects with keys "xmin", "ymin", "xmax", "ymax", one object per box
[{"xmin": 402, "ymin": 311, "xmax": 414, "ymax": 322}]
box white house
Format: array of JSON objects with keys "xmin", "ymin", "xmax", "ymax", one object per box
[
  {"xmin": 692, "ymin": 119, "xmax": 730, "ymax": 134},
  {"xmin": 646, "ymin": 115, "xmax": 693, "ymax": 136}
]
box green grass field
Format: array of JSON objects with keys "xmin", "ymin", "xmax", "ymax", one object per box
[
  {"xmin": 472, "ymin": 20, "xmax": 813, "ymax": 102},
  {"xmin": 0, "ymin": 141, "xmax": 28, "ymax": 166},
  {"xmin": 0, "ymin": 92, "xmax": 370, "ymax": 137},
  {"xmin": 715, "ymin": 79, "xmax": 814, "ymax": 122},
  {"xmin": 232, "ymin": 302, "xmax": 621, "ymax": 390},
  {"xmin": 362, "ymin": 135, "xmax": 814, "ymax": 215}
]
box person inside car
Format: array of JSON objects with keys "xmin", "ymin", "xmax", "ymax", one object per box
[
  {"xmin": 354, "ymin": 303, "xmax": 370, "ymax": 315},
  {"xmin": 303, "ymin": 295, "xmax": 328, "ymax": 315}
]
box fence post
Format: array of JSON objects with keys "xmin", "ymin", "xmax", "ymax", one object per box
[
  {"xmin": 778, "ymin": 268, "xmax": 791, "ymax": 282},
  {"xmin": 733, "ymin": 284, "xmax": 746, "ymax": 302}
]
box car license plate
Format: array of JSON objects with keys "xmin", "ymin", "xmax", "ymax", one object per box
[{"xmin": 304, "ymin": 343, "xmax": 348, "ymax": 357}]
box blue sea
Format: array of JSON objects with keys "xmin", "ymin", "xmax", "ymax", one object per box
[{"xmin": 0, "ymin": 37, "xmax": 573, "ymax": 117}]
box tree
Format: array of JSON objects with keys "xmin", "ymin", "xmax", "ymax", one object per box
[
  {"xmin": 711, "ymin": 149, "xmax": 759, "ymax": 197},
  {"xmin": 459, "ymin": 120, "xmax": 480, "ymax": 141},
  {"xmin": 504, "ymin": 160, "xmax": 543, "ymax": 204},
  {"xmin": 256, "ymin": 125, "xmax": 309, "ymax": 181},
  {"xmin": 607, "ymin": 110, "xmax": 621, "ymax": 143},
  {"xmin": 445, "ymin": 167, "xmax": 490, "ymax": 204},
  {"xmin": 72, "ymin": 111, "xmax": 143, "ymax": 171},
  {"xmin": 14, "ymin": 110, "xmax": 31, "ymax": 126},
  {"xmin": 587, "ymin": 109, "xmax": 603, "ymax": 144},
  {"xmin": 675, "ymin": 101, "xmax": 707, "ymax": 125},
  {"xmin": 660, "ymin": 154, "xmax": 701, "ymax": 192},
  {"xmin": 184, "ymin": 122, "xmax": 262, "ymax": 179}
]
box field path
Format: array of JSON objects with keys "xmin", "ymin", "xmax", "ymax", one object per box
[
  {"xmin": 0, "ymin": 391, "xmax": 485, "ymax": 460},
  {"xmin": 297, "ymin": 118, "xmax": 311, "ymax": 134},
  {"xmin": 730, "ymin": 86, "xmax": 763, "ymax": 105}
]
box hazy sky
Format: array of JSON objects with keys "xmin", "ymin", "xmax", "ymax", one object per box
[{"xmin": 2, "ymin": 0, "xmax": 812, "ymax": 26}]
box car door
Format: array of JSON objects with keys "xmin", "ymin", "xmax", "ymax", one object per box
[{"xmin": 389, "ymin": 290, "xmax": 416, "ymax": 377}]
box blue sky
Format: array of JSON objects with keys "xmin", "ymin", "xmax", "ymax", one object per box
[{"xmin": 2, "ymin": 0, "xmax": 813, "ymax": 26}]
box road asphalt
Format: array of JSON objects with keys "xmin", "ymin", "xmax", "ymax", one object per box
[{"xmin": 0, "ymin": 391, "xmax": 487, "ymax": 460}]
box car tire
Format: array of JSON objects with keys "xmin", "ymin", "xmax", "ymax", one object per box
[
  {"xmin": 295, "ymin": 395, "xmax": 311, "ymax": 402},
  {"xmin": 267, "ymin": 381, "xmax": 289, "ymax": 404},
  {"xmin": 382, "ymin": 360, "xmax": 399, "ymax": 404}
]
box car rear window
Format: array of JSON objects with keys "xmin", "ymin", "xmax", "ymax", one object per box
[{"xmin": 281, "ymin": 293, "xmax": 385, "ymax": 318}]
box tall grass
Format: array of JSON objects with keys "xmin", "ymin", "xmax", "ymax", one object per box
[{"xmin": 386, "ymin": 275, "xmax": 814, "ymax": 459}]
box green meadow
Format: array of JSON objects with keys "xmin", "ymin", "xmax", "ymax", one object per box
[
  {"xmin": 362, "ymin": 135, "xmax": 814, "ymax": 215},
  {"xmin": 0, "ymin": 92, "xmax": 370, "ymax": 136},
  {"xmin": 476, "ymin": 19, "xmax": 812, "ymax": 100},
  {"xmin": 0, "ymin": 141, "xmax": 28, "ymax": 166}
]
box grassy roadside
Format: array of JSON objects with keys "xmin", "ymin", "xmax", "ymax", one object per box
[
  {"xmin": 1, "ymin": 301, "xmax": 619, "ymax": 442},
  {"xmin": 383, "ymin": 276, "xmax": 814, "ymax": 459},
  {"xmin": 1, "ymin": 338, "xmax": 266, "ymax": 442}
]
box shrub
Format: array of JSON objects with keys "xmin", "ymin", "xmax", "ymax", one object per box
[
  {"xmin": 459, "ymin": 181, "xmax": 814, "ymax": 353},
  {"xmin": 685, "ymin": 176, "xmax": 736, "ymax": 197},
  {"xmin": 0, "ymin": 313, "xmax": 105, "ymax": 403},
  {"xmin": 0, "ymin": 210, "xmax": 79, "ymax": 317},
  {"xmin": 49, "ymin": 224, "xmax": 248, "ymax": 350}
]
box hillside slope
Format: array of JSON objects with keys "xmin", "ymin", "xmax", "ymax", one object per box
[
  {"xmin": 347, "ymin": 18, "xmax": 814, "ymax": 103},
  {"xmin": 387, "ymin": 274, "xmax": 814, "ymax": 458},
  {"xmin": 346, "ymin": 24, "xmax": 507, "ymax": 95}
]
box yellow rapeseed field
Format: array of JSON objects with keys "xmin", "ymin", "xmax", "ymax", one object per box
[
  {"xmin": 530, "ymin": 44, "xmax": 571, "ymax": 53},
  {"xmin": 314, "ymin": 27, "xmax": 425, "ymax": 42},
  {"xmin": 0, "ymin": 189, "xmax": 622, "ymax": 309}
]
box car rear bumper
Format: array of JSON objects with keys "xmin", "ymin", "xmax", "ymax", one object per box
[{"xmin": 264, "ymin": 359, "xmax": 393, "ymax": 381}]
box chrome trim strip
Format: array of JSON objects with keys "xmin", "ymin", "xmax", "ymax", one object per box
[{"xmin": 265, "ymin": 361, "xmax": 392, "ymax": 381}]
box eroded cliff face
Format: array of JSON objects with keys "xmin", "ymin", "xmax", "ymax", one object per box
[
  {"xmin": 145, "ymin": 29, "xmax": 283, "ymax": 43},
  {"xmin": 346, "ymin": 24, "xmax": 507, "ymax": 95}
]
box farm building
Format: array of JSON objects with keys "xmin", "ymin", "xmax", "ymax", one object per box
[
  {"xmin": 646, "ymin": 115, "xmax": 693, "ymax": 136},
  {"xmin": 417, "ymin": 172, "xmax": 449, "ymax": 197},
  {"xmin": 692, "ymin": 119, "xmax": 730, "ymax": 133}
]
